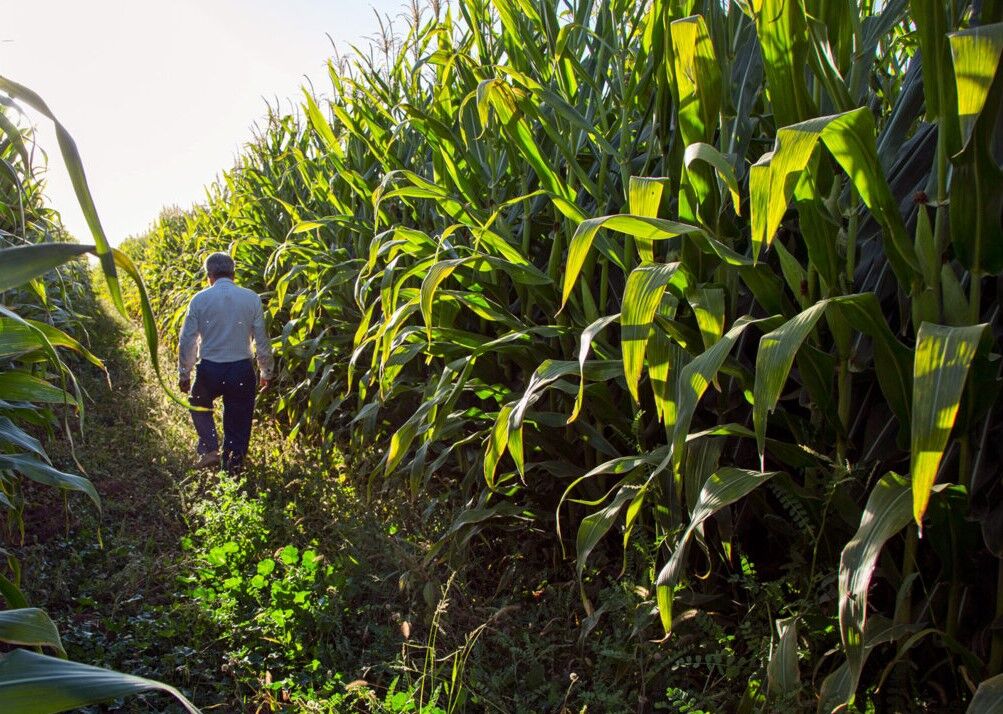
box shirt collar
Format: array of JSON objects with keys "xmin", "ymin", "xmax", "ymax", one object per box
[{"xmin": 213, "ymin": 278, "xmax": 235, "ymax": 286}]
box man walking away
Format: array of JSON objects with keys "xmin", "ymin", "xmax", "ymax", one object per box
[{"xmin": 178, "ymin": 252, "xmax": 274, "ymax": 472}]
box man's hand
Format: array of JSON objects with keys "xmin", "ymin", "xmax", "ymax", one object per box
[
  {"xmin": 259, "ymin": 377, "xmax": 271, "ymax": 392},
  {"xmin": 178, "ymin": 376, "xmax": 191, "ymax": 394}
]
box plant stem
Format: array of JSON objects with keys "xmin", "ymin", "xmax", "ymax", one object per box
[
  {"xmin": 895, "ymin": 525, "xmax": 918, "ymax": 629},
  {"xmin": 836, "ymin": 358, "xmax": 852, "ymax": 464},
  {"xmin": 969, "ymin": 271, "xmax": 982, "ymax": 325},
  {"xmin": 991, "ymin": 561, "xmax": 1003, "ymax": 674},
  {"xmin": 947, "ymin": 436, "xmax": 973, "ymax": 639}
]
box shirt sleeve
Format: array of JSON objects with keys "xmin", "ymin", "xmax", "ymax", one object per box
[
  {"xmin": 252, "ymin": 297, "xmax": 275, "ymax": 380},
  {"xmin": 178, "ymin": 298, "xmax": 201, "ymax": 378}
]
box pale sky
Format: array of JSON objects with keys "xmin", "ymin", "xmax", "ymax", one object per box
[{"xmin": 2, "ymin": 0, "xmax": 408, "ymax": 245}]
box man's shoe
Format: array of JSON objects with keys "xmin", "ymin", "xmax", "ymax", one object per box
[{"xmin": 194, "ymin": 452, "xmax": 220, "ymax": 470}]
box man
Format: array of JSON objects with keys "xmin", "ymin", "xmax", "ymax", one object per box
[{"xmin": 178, "ymin": 252, "xmax": 274, "ymax": 472}]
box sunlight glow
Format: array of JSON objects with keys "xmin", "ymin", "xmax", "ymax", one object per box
[{"xmin": 1, "ymin": 0, "xmax": 405, "ymax": 245}]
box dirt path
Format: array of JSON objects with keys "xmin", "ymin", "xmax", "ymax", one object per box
[{"xmin": 13, "ymin": 298, "xmax": 415, "ymax": 713}]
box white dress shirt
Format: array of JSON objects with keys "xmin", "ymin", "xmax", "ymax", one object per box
[{"xmin": 178, "ymin": 278, "xmax": 275, "ymax": 380}]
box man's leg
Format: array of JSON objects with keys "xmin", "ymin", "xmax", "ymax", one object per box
[
  {"xmin": 220, "ymin": 360, "xmax": 256, "ymax": 472},
  {"xmin": 190, "ymin": 361, "xmax": 221, "ymax": 458}
]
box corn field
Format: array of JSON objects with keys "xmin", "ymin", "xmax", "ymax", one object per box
[
  {"xmin": 122, "ymin": 0, "xmax": 1003, "ymax": 709},
  {"xmin": 4, "ymin": 0, "xmax": 1003, "ymax": 710}
]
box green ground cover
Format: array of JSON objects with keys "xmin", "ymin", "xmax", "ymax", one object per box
[{"xmin": 18, "ymin": 296, "xmax": 724, "ymax": 712}]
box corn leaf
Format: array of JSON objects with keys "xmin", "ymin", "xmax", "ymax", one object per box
[
  {"xmin": 0, "ymin": 374, "xmax": 77, "ymax": 407},
  {"xmin": 0, "ymin": 416, "xmax": 45, "ymax": 460},
  {"xmin": 0, "ymin": 454, "xmax": 100, "ymax": 509},
  {"xmin": 0, "ymin": 76, "xmax": 124, "ymax": 312},
  {"xmin": 683, "ymin": 142, "xmax": 741, "ymax": 215},
  {"xmin": 0, "ymin": 649, "xmax": 200, "ymax": 714},
  {"xmin": 753, "ymin": 301, "xmax": 828, "ymax": 461},
  {"xmin": 838, "ymin": 472, "xmax": 912, "ymax": 708},
  {"xmin": 910, "ymin": 322, "xmax": 985, "ymax": 529},
  {"xmin": 968, "ymin": 673, "xmax": 1003, "ymax": 714},
  {"xmin": 750, "ymin": 109, "xmax": 917, "ymax": 285},
  {"xmin": 0, "ymin": 609, "xmax": 64, "ymax": 656},
  {"xmin": 0, "ymin": 244, "xmax": 93, "ymax": 293},
  {"xmin": 949, "ymin": 23, "xmax": 1003, "ymax": 276},
  {"xmin": 654, "ymin": 468, "xmax": 781, "ymax": 630},
  {"xmin": 561, "ymin": 215, "xmax": 704, "ymax": 308},
  {"xmin": 750, "ymin": 0, "xmax": 815, "ymax": 126},
  {"xmin": 767, "ymin": 616, "xmax": 800, "ymax": 697},
  {"xmin": 622, "ymin": 262, "xmax": 684, "ymax": 402},
  {"xmin": 628, "ymin": 177, "xmax": 670, "ymax": 261},
  {"xmin": 949, "ymin": 23, "xmax": 1003, "ymax": 149},
  {"xmin": 575, "ymin": 484, "xmax": 642, "ymax": 613}
]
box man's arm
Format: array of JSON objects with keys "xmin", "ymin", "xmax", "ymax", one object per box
[
  {"xmin": 178, "ymin": 299, "xmax": 200, "ymax": 391},
  {"xmin": 252, "ymin": 297, "xmax": 274, "ymax": 389}
]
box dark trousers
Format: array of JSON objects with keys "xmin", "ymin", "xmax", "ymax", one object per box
[{"xmin": 190, "ymin": 359, "xmax": 256, "ymax": 470}]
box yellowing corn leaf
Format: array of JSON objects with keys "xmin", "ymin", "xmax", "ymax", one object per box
[
  {"xmin": 622, "ymin": 262, "xmax": 685, "ymax": 402},
  {"xmin": 910, "ymin": 322, "xmax": 986, "ymax": 530}
]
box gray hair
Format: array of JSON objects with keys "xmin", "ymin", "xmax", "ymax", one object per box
[{"xmin": 204, "ymin": 252, "xmax": 235, "ymax": 279}]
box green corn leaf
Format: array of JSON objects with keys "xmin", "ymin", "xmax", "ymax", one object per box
[
  {"xmin": 301, "ymin": 90, "xmax": 343, "ymax": 158},
  {"xmin": 0, "ymin": 315, "xmax": 103, "ymax": 370},
  {"xmin": 0, "ymin": 374, "xmax": 78, "ymax": 407},
  {"xmin": 804, "ymin": 18, "xmax": 855, "ymax": 112},
  {"xmin": 749, "ymin": 108, "xmax": 917, "ymax": 285},
  {"xmin": 654, "ymin": 468, "xmax": 781, "ymax": 631},
  {"xmin": 575, "ymin": 484, "xmax": 642, "ymax": 613},
  {"xmin": 561, "ymin": 215, "xmax": 704, "ymax": 309},
  {"xmin": 628, "ymin": 177, "xmax": 671, "ymax": 261},
  {"xmin": 569, "ymin": 314, "xmax": 620, "ymax": 424},
  {"xmin": 670, "ymin": 15, "xmax": 721, "ymax": 146},
  {"xmin": 649, "ymin": 317, "xmax": 686, "ymax": 428},
  {"xmin": 0, "ymin": 76, "xmax": 124, "ymax": 312},
  {"xmin": 0, "ymin": 416, "xmax": 46, "ymax": 460},
  {"xmin": 685, "ymin": 287, "xmax": 725, "ymax": 350},
  {"xmin": 421, "ymin": 258, "xmax": 468, "ymax": 340},
  {"xmin": 750, "ymin": 0, "xmax": 815, "ymax": 126},
  {"xmin": 829, "ymin": 294, "xmax": 914, "ymax": 430},
  {"xmin": 911, "ymin": 322, "xmax": 986, "ymax": 530},
  {"xmin": 968, "ymin": 673, "xmax": 1003, "ymax": 713},
  {"xmin": 767, "ymin": 616, "xmax": 800, "ymax": 698},
  {"xmin": 753, "ymin": 301, "xmax": 828, "ymax": 461},
  {"xmin": 484, "ymin": 402, "xmax": 515, "ymax": 489},
  {"xmin": 0, "ymin": 649, "xmax": 200, "ymax": 714},
  {"xmin": 838, "ymin": 472, "xmax": 913, "ymax": 708},
  {"xmin": 0, "ymin": 244, "xmax": 93, "ymax": 293},
  {"xmin": 683, "ymin": 143, "xmax": 741, "ymax": 215},
  {"xmin": 0, "ymin": 574, "xmax": 28, "ymax": 610},
  {"xmin": 949, "ymin": 23, "xmax": 1003, "ymax": 276},
  {"xmin": 911, "ymin": 0, "xmax": 961, "ymax": 152},
  {"xmin": 0, "ymin": 609, "xmax": 64, "ymax": 656},
  {"xmin": 949, "ymin": 23, "xmax": 1003, "ymax": 150},
  {"xmin": 672, "ymin": 317, "xmax": 769, "ymax": 468},
  {"xmin": 622, "ymin": 262, "xmax": 684, "ymax": 402},
  {"xmin": 0, "ymin": 454, "xmax": 100, "ymax": 510},
  {"xmin": 941, "ymin": 263, "xmax": 971, "ymax": 325},
  {"xmin": 0, "ymin": 109, "xmax": 31, "ymax": 170},
  {"xmin": 819, "ymin": 616, "xmax": 910, "ymax": 713},
  {"xmin": 112, "ymin": 249, "xmax": 190, "ymax": 409}
]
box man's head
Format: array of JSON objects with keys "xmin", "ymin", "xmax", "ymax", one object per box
[{"xmin": 205, "ymin": 252, "xmax": 235, "ymax": 284}]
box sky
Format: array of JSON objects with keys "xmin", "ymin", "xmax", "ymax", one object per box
[{"xmin": 2, "ymin": 0, "xmax": 407, "ymax": 245}]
